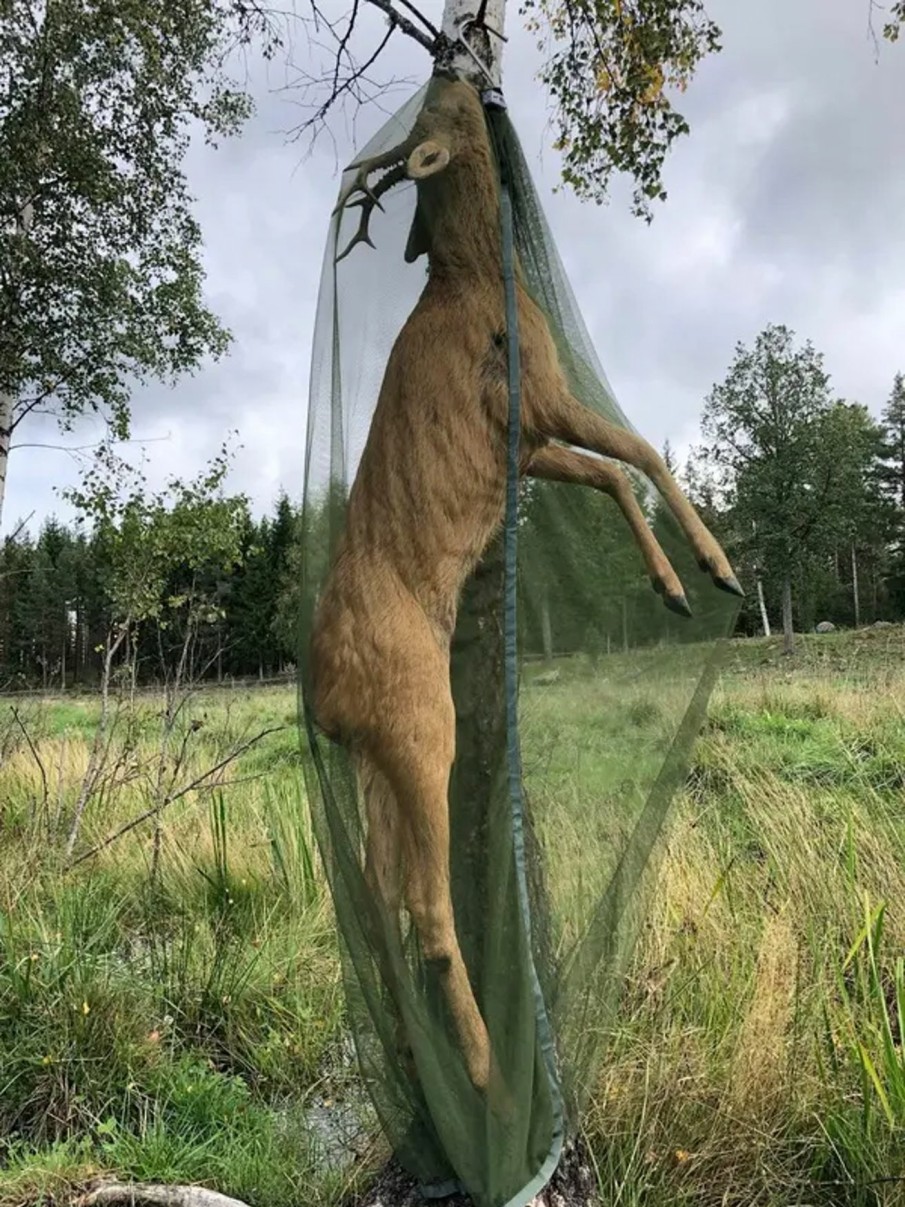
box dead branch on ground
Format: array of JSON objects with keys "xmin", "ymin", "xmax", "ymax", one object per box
[{"xmin": 75, "ymin": 1181, "xmax": 252, "ymax": 1207}]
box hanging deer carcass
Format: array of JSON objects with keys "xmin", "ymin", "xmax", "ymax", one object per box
[{"xmin": 309, "ymin": 73, "xmax": 741, "ymax": 1098}]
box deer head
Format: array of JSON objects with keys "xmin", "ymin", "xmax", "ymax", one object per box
[{"xmin": 334, "ymin": 75, "xmax": 496, "ymax": 264}]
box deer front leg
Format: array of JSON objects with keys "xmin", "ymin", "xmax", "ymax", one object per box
[
  {"xmin": 525, "ymin": 444, "xmax": 692, "ymax": 616},
  {"xmin": 540, "ymin": 393, "xmax": 743, "ymax": 598}
]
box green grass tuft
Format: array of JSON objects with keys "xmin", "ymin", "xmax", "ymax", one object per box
[{"xmin": 1, "ymin": 627, "xmax": 905, "ymax": 1205}]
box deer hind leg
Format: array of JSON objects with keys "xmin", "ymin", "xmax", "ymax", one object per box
[
  {"xmin": 357, "ymin": 755, "xmax": 415, "ymax": 1074},
  {"xmin": 402, "ymin": 783, "xmax": 490, "ymax": 1091},
  {"xmin": 526, "ymin": 444, "xmax": 692, "ymax": 616},
  {"xmin": 540, "ymin": 391, "xmax": 743, "ymax": 598},
  {"xmin": 359, "ymin": 756, "xmax": 404, "ymax": 946},
  {"xmin": 367, "ymin": 671, "xmax": 492, "ymax": 1094}
]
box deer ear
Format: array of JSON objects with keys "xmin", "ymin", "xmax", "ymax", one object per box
[{"xmin": 407, "ymin": 140, "xmax": 451, "ymax": 179}]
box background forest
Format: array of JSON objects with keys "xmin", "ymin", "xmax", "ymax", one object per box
[{"xmin": 3, "ymin": 335, "xmax": 903, "ymax": 690}]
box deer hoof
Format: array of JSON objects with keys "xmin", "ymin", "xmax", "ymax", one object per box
[
  {"xmin": 696, "ymin": 555, "xmax": 745, "ymax": 599},
  {"xmin": 664, "ymin": 592, "xmax": 693, "ymax": 618},
  {"xmin": 652, "ymin": 576, "xmax": 692, "ymax": 618},
  {"xmin": 714, "ymin": 573, "xmax": 745, "ymax": 598}
]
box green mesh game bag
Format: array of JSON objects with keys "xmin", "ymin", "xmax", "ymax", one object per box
[{"xmin": 298, "ymin": 71, "xmax": 740, "ymax": 1207}]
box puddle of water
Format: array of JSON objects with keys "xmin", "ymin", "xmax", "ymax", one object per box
[{"xmin": 299, "ymin": 1034, "xmax": 376, "ymax": 1170}]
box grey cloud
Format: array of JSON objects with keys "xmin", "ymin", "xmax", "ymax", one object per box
[{"xmin": 5, "ymin": 0, "xmax": 904, "ymax": 534}]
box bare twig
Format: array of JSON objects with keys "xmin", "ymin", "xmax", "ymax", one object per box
[
  {"xmin": 282, "ymin": 0, "xmax": 434, "ymax": 145},
  {"xmin": 9, "ymin": 705, "xmax": 49, "ymax": 824},
  {"xmin": 4, "ymin": 510, "xmax": 34, "ymax": 543},
  {"xmin": 289, "ymin": 20, "xmax": 397, "ymax": 133},
  {"xmin": 52, "ymin": 737, "xmax": 68, "ymax": 836},
  {"xmin": 331, "ymin": 0, "xmax": 361, "ymax": 102},
  {"xmin": 151, "ymin": 603, "xmax": 204, "ymax": 882},
  {"xmin": 65, "ymin": 725, "xmax": 286, "ymax": 870},
  {"xmin": 65, "ymin": 622, "xmax": 130, "ymax": 856},
  {"xmin": 10, "ymin": 435, "xmax": 171, "ymax": 453},
  {"xmin": 164, "ymin": 725, "xmax": 286, "ymax": 807},
  {"xmin": 867, "ymin": 0, "xmax": 882, "ymax": 56}
]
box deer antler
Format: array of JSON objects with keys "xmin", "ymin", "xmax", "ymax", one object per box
[
  {"xmin": 335, "ymin": 163, "xmax": 408, "ymax": 262},
  {"xmin": 333, "ymin": 134, "xmax": 419, "ymax": 262}
]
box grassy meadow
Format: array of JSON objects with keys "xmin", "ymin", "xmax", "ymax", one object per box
[{"xmin": 1, "ymin": 627, "xmax": 905, "ymax": 1206}]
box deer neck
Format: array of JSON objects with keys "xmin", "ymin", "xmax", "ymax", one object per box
[{"xmin": 419, "ymin": 159, "xmax": 504, "ymax": 280}]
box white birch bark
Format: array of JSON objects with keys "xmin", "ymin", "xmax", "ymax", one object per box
[
  {"xmin": 0, "ymin": 390, "xmax": 12, "ymax": 530},
  {"xmin": 0, "ymin": 197, "xmax": 35, "ymax": 530},
  {"xmin": 751, "ymin": 524, "xmax": 771, "ymax": 637},
  {"xmin": 756, "ymin": 575, "xmax": 771, "ymax": 637},
  {"xmin": 781, "ymin": 575, "xmax": 794, "ymax": 655},
  {"xmin": 440, "ymin": 0, "xmax": 507, "ymax": 85}
]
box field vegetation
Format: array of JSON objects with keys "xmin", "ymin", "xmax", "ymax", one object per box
[{"xmin": 2, "ymin": 627, "xmax": 904, "ymax": 1206}]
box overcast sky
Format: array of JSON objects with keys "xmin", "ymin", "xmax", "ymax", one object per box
[{"xmin": 6, "ymin": 0, "xmax": 905, "ymax": 535}]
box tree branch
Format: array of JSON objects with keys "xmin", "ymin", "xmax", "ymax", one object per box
[
  {"xmin": 282, "ymin": 0, "xmax": 434, "ymax": 145},
  {"xmin": 3, "ymin": 511, "xmax": 35, "ymax": 543},
  {"xmin": 65, "ymin": 725, "xmax": 286, "ymax": 870},
  {"xmin": 9, "ymin": 705, "xmax": 49, "ymax": 810},
  {"xmin": 867, "ymin": 0, "xmax": 882, "ymax": 55},
  {"xmin": 10, "ymin": 435, "xmax": 171, "ymax": 454},
  {"xmin": 362, "ymin": 0, "xmax": 435, "ymax": 49},
  {"xmin": 394, "ymin": 0, "xmax": 438, "ymax": 39}
]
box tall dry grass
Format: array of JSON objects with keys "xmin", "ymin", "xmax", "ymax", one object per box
[{"xmin": 0, "ymin": 630, "xmax": 904, "ymax": 1205}]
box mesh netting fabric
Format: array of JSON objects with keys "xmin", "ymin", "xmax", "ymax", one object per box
[{"xmin": 298, "ymin": 75, "xmax": 739, "ymax": 1207}]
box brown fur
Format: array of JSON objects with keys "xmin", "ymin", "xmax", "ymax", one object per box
[{"xmin": 310, "ymin": 76, "xmax": 739, "ymax": 1096}]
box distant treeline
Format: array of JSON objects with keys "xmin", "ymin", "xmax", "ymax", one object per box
[
  {"xmin": 2, "ymin": 330, "xmax": 904, "ymax": 689},
  {"xmin": 0, "ymin": 496, "xmax": 297, "ymax": 691}
]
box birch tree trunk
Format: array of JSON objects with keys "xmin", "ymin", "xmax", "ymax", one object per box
[
  {"xmin": 0, "ymin": 392, "xmax": 12, "ymax": 528},
  {"xmin": 755, "ymin": 575, "xmax": 771, "ymax": 637},
  {"xmin": 541, "ymin": 589, "xmax": 553, "ymax": 662},
  {"xmin": 0, "ymin": 198, "xmax": 34, "ymax": 530},
  {"xmin": 781, "ymin": 576, "xmax": 794, "ymax": 655},
  {"xmin": 850, "ymin": 542, "xmax": 860, "ymax": 628},
  {"xmin": 435, "ymin": 27, "xmax": 604, "ymax": 1206},
  {"xmin": 622, "ymin": 595, "xmax": 629, "ymax": 652},
  {"xmin": 751, "ymin": 522, "xmax": 770, "ymax": 637},
  {"xmin": 440, "ymin": 0, "xmax": 506, "ymax": 84},
  {"xmin": 444, "ymin": 0, "xmax": 512, "ymax": 986}
]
